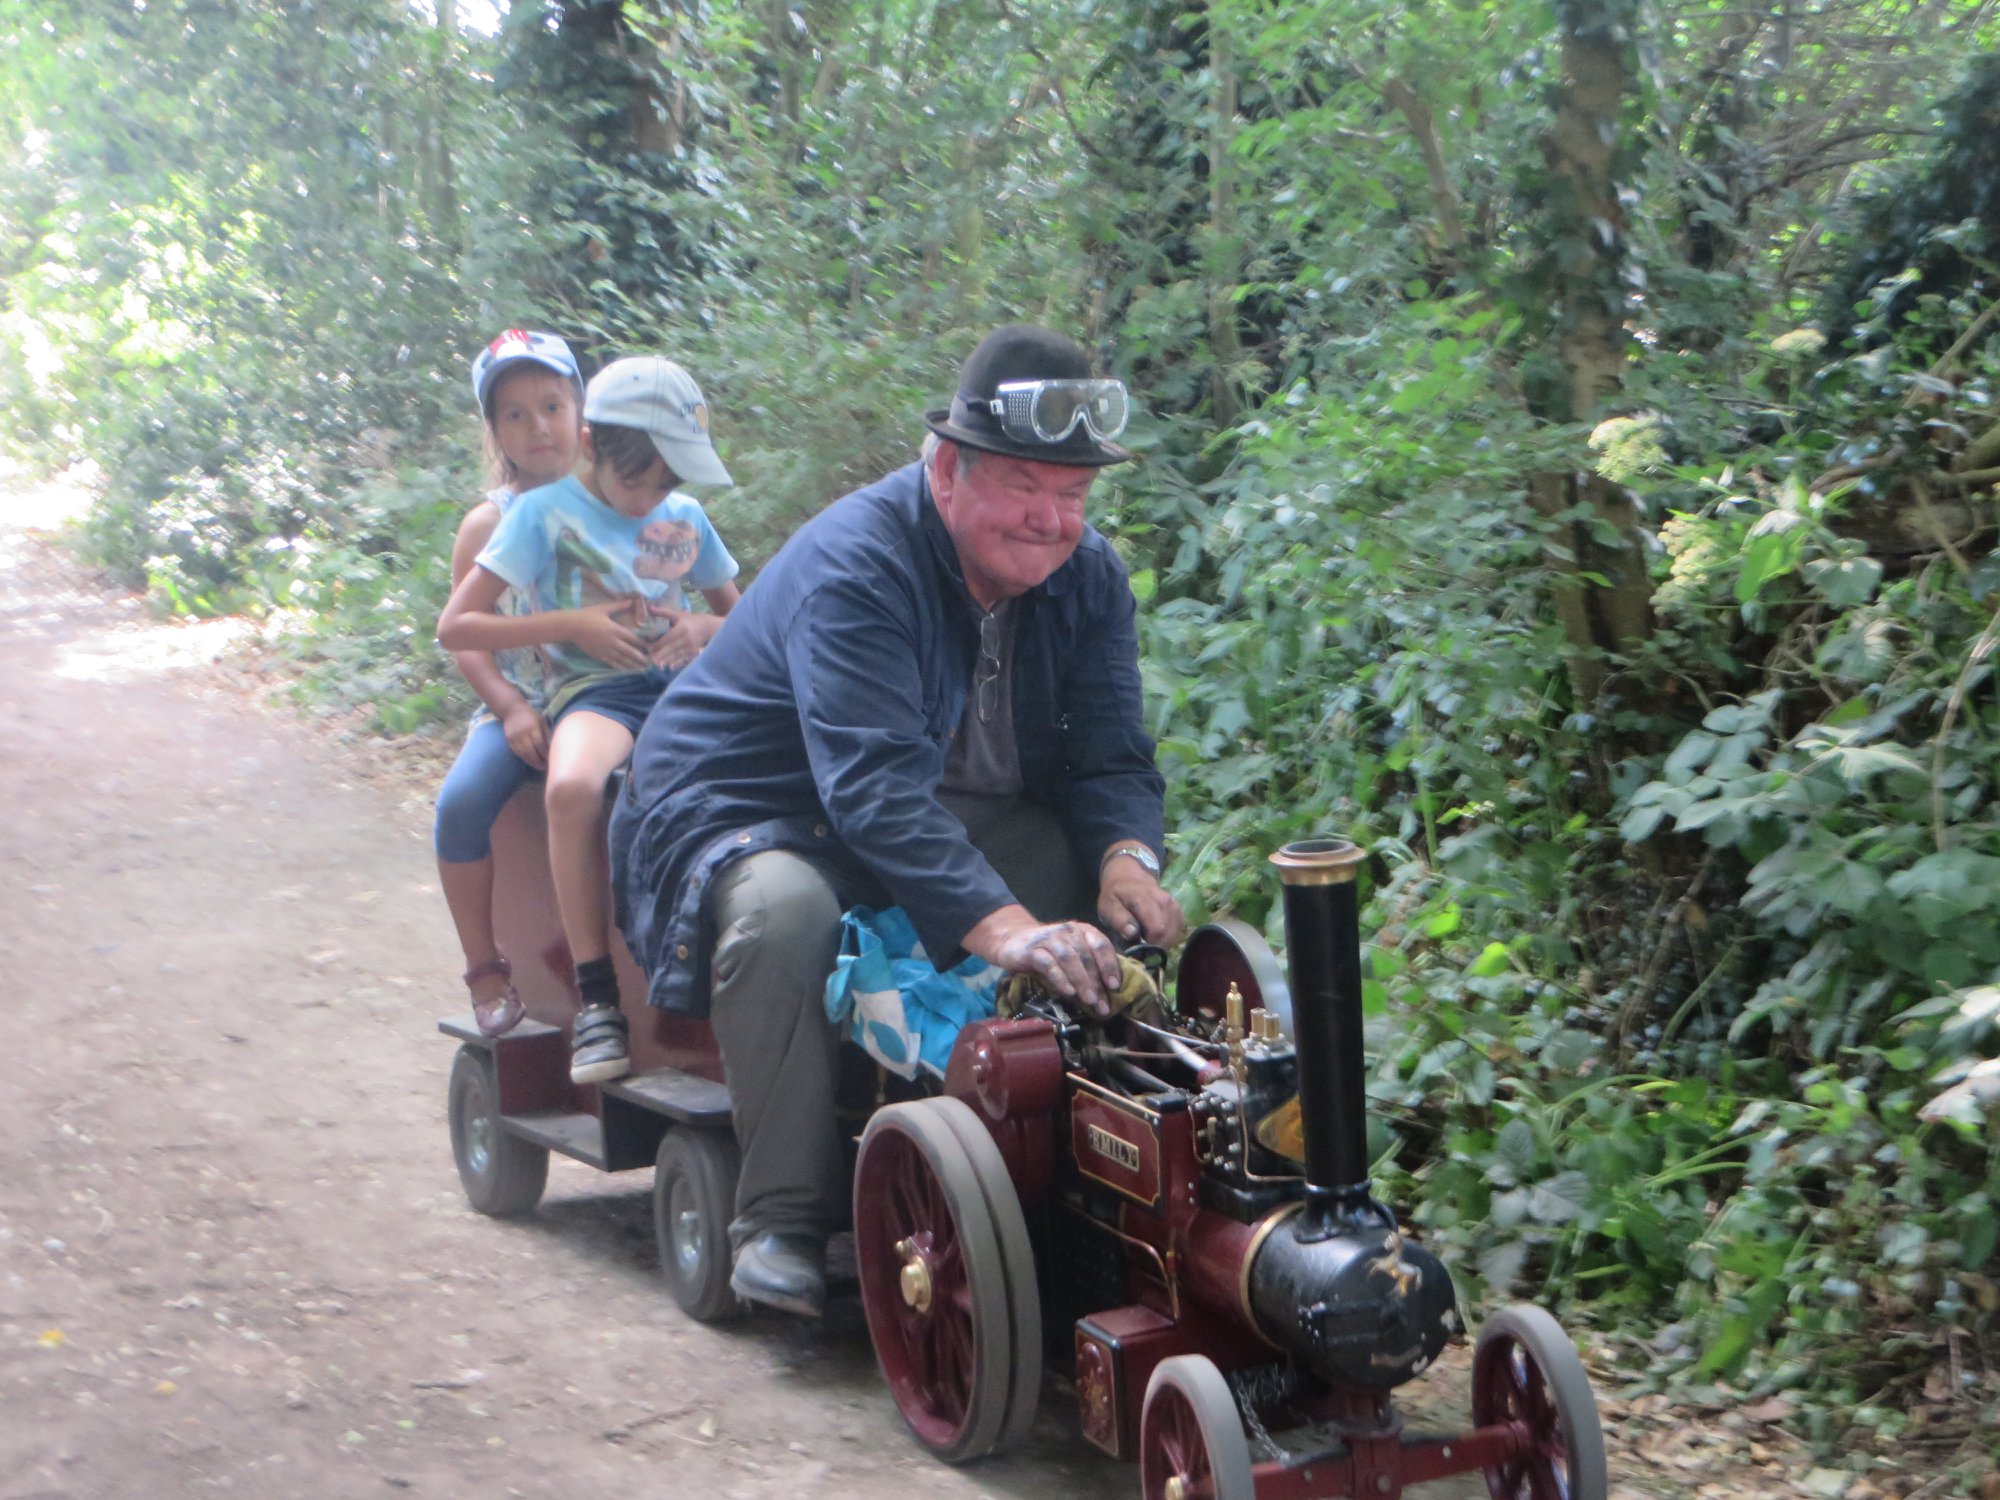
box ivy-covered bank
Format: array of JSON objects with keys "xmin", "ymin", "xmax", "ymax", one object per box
[{"xmin": 4, "ymin": 0, "xmax": 1997, "ymax": 1469}]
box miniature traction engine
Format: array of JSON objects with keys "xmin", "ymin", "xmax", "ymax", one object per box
[{"xmin": 851, "ymin": 836, "xmax": 1606, "ymax": 1500}]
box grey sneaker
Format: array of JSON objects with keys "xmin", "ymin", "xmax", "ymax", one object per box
[{"xmin": 569, "ymin": 1004, "xmax": 630, "ymax": 1084}]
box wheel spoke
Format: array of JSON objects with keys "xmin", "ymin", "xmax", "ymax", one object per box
[
  {"xmin": 914, "ymin": 1318, "xmax": 945, "ymax": 1403},
  {"xmin": 915, "ymin": 1165, "xmax": 946, "ymax": 1227},
  {"xmin": 941, "ymin": 1308, "xmax": 971, "ymax": 1396},
  {"xmin": 888, "ymin": 1156, "xmax": 926, "ymax": 1233},
  {"xmin": 1521, "ymin": 1355, "xmax": 1554, "ymax": 1426},
  {"xmin": 932, "ymin": 1317, "xmax": 968, "ymax": 1422},
  {"xmin": 1526, "ymin": 1449, "xmax": 1567, "ymax": 1500},
  {"xmin": 1174, "ymin": 1396, "xmax": 1208, "ymax": 1478}
]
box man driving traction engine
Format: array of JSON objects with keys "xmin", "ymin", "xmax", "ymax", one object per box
[{"xmin": 611, "ymin": 323, "xmax": 1186, "ymax": 1316}]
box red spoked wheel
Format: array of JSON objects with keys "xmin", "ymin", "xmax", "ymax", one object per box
[
  {"xmin": 931, "ymin": 1096, "xmax": 1042, "ymax": 1450},
  {"xmin": 1471, "ymin": 1305, "xmax": 1607, "ymax": 1500},
  {"xmin": 1139, "ymin": 1355, "xmax": 1255, "ymax": 1500},
  {"xmin": 853, "ymin": 1098, "xmax": 1034, "ymax": 1462}
]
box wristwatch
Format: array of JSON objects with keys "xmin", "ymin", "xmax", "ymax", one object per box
[{"xmin": 1102, "ymin": 844, "xmax": 1162, "ymax": 878}]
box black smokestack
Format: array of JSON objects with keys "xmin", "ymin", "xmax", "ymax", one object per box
[{"xmin": 1270, "ymin": 838, "xmax": 1374, "ymax": 1240}]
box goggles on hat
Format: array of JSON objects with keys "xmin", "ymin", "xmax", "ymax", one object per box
[{"xmin": 985, "ymin": 378, "xmax": 1130, "ymax": 446}]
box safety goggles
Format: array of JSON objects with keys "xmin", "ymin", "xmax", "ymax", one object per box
[{"xmin": 986, "ymin": 378, "xmax": 1130, "ymax": 446}]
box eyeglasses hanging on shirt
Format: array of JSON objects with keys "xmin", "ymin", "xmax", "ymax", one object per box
[{"xmin": 975, "ymin": 610, "xmax": 1004, "ymax": 724}]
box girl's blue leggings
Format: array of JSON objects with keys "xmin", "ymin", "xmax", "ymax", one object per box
[{"xmin": 434, "ymin": 716, "xmax": 539, "ymax": 863}]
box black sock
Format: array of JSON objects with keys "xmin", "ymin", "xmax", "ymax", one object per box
[{"xmin": 576, "ymin": 957, "xmax": 619, "ymax": 1013}]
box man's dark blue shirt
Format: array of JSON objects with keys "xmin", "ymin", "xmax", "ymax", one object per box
[{"xmin": 611, "ymin": 459, "xmax": 1166, "ymax": 1017}]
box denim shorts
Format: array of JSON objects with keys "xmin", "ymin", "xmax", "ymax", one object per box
[{"xmin": 553, "ymin": 669, "xmax": 673, "ymax": 735}]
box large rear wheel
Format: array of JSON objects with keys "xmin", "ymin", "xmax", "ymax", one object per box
[
  {"xmin": 931, "ymin": 1096, "xmax": 1043, "ymax": 1449},
  {"xmin": 447, "ymin": 1044, "xmax": 548, "ymax": 1218},
  {"xmin": 853, "ymin": 1098, "xmax": 1031, "ymax": 1462},
  {"xmin": 1471, "ymin": 1304, "xmax": 1607, "ymax": 1500},
  {"xmin": 1138, "ymin": 1354, "xmax": 1255, "ymax": 1500}
]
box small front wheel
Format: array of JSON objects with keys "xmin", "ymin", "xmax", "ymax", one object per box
[
  {"xmin": 1471, "ymin": 1304, "xmax": 1607, "ymax": 1500},
  {"xmin": 1139, "ymin": 1355, "xmax": 1255, "ymax": 1500},
  {"xmin": 653, "ymin": 1128, "xmax": 742, "ymax": 1323}
]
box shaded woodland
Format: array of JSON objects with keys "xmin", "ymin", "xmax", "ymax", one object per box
[{"xmin": 4, "ymin": 0, "xmax": 1998, "ymax": 1470}]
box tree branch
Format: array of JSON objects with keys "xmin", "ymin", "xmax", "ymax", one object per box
[
  {"xmin": 1381, "ymin": 76, "xmax": 1468, "ymax": 254},
  {"xmin": 991, "ymin": 0, "xmax": 1111, "ymax": 163},
  {"xmin": 1612, "ymin": 853, "xmax": 1715, "ymax": 1063},
  {"xmin": 1927, "ymin": 296, "xmax": 2000, "ymax": 388}
]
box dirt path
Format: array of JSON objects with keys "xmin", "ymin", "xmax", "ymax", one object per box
[{"xmin": 0, "ymin": 473, "xmax": 1848, "ymax": 1500}]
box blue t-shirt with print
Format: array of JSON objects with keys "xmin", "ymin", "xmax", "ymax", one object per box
[{"xmin": 477, "ymin": 473, "xmax": 738, "ymax": 715}]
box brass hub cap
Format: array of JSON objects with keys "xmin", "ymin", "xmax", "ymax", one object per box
[
  {"xmin": 1164, "ymin": 1477, "xmax": 1188, "ymax": 1500},
  {"xmin": 894, "ymin": 1237, "xmax": 933, "ymax": 1315}
]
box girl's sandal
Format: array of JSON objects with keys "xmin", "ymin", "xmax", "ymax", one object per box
[{"xmin": 465, "ymin": 956, "xmax": 526, "ymax": 1038}]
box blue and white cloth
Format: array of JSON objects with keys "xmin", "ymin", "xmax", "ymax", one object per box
[{"xmin": 823, "ymin": 906, "xmax": 1003, "ymax": 1079}]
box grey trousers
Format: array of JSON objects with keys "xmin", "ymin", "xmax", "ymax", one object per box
[{"xmin": 707, "ymin": 798, "xmax": 1085, "ymax": 1248}]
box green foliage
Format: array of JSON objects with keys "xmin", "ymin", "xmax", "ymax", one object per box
[
  {"xmin": 0, "ymin": 0, "xmax": 482, "ymax": 611},
  {"xmin": 263, "ymin": 454, "xmax": 474, "ymax": 734},
  {"xmin": 6, "ymin": 0, "xmax": 2000, "ymax": 1450}
]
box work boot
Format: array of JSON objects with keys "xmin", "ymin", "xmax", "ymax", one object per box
[
  {"xmin": 569, "ymin": 1004, "xmax": 630, "ymax": 1085},
  {"xmin": 729, "ymin": 1232, "xmax": 826, "ymax": 1318}
]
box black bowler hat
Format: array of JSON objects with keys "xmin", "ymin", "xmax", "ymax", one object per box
[{"xmin": 924, "ymin": 324, "xmax": 1132, "ymax": 467}]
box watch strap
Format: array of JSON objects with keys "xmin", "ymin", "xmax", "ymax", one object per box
[{"xmin": 1102, "ymin": 845, "xmax": 1162, "ymax": 878}]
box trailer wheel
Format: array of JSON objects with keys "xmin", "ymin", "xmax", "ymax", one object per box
[
  {"xmin": 1139, "ymin": 1355, "xmax": 1255, "ymax": 1500},
  {"xmin": 853, "ymin": 1098, "xmax": 1024, "ymax": 1463},
  {"xmin": 653, "ymin": 1128, "xmax": 742, "ymax": 1323},
  {"xmin": 1471, "ymin": 1304, "xmax": 1607, "ymax": 1500},
  {"xmin": 448, "ymin": 1045, "xmax": 548, "ymax": 1218}
]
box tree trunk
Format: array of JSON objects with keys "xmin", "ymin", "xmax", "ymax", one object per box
[
  {"xmin": 952, "ymin": 129, "xmax": 987, "ymax": 315},
  {"xmin": 1530, "ymin": 1, "xmax": 1654, "ymax": 705},
  {"xmin": 842, "ymin": 3, "xmax": 885, "ymax": 308},
  {"xmin": 1205, "ymin": 20, "xmax": 1242, "ymax": 428},
  {"xmin": 425, "ymin": 0, "xmax": 462, "ymax": 252}
]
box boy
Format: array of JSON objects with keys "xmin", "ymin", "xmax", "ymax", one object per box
[{"xmin": 438, "ymin": 356, "xmax": 741, "ymax": 1083}]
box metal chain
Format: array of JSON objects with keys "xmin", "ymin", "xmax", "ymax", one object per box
[{"xmin": 1228, "ymin": 1365, "xmax": 1294, "ymax": 1463}]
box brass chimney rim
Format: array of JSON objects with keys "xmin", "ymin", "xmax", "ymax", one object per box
[{"xmin": 1268, "ymin": 838, "xmax": 1365, "ymax": 886}]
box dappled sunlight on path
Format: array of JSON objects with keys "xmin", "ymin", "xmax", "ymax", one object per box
[{"xmin": 0, "ymin": 462, "xmax": 261, "ymax": 681}]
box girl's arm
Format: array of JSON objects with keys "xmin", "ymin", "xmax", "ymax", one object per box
[
  {"xmin": 447, "ymin": 503, "xmax": 553, "ymax": 769},
  {"xmin": 437, "ymin": 565, "xmax": 649, "ymax": 670},
  {"xmin": 448, "ymin": 505, "xmax": 535, "ymax": 716}
]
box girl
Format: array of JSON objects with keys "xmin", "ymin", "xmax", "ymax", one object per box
[
  {"xmin": 434, "ymin": 330, "xmax": 587, "ymax": 1037},
  {"xmin": 437, "ymin": 355, "xmax": 742, "ymax": 1083}
]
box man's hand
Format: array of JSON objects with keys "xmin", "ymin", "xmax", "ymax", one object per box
[
  {"xmin": 647, "ymin": 606, "xmax": 723, "ymax": 671},
  {"xmin": 966, "ymin": 905, "xmax": 1123, "ymax": 1016},
  {"xmin": 566, "ymin": 597, "xmax": 648, "ymax": 670},
  {"xmin": 1098, "ymin": 853, "xmax": 1186, "ymax": 948},
  {"xmin": 500, "ymin": 701, "xmax": 551, "ymax": 770}
]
